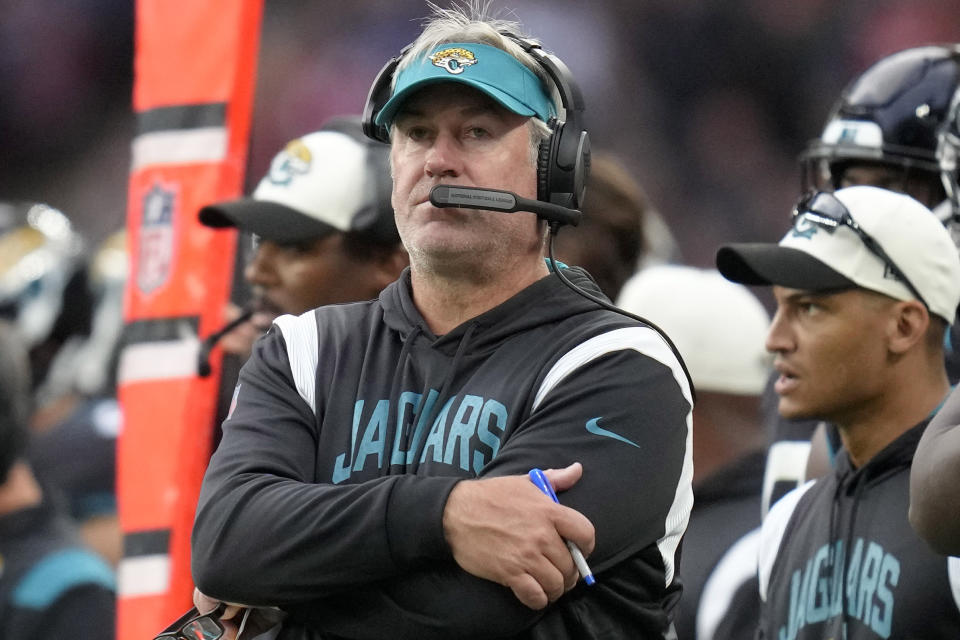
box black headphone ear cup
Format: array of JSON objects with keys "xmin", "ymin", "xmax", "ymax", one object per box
[{"xmin": 537, "ymin": 120, "xmax": 559, "ymax": 203}]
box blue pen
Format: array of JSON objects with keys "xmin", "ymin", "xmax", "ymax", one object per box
[{"xmin": 528, "ymin": 468, "xmax": 596, "ymax": 586}]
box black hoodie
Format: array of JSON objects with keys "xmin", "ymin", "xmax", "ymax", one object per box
[
  {"xmin": 758, "ymin": 419, "xmax": 960, "ymax": 639},
  {"xmin": 192, "ymin": 267, "xmax": 693, "ymax": 639}
]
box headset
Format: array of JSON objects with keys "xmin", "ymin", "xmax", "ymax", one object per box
[
  {"xmin": 361, "ymin": 34, "xmax": 695, "ymax": 400},
  {"xmin": 361, "ymin": 32, "xmax": 591, "ymax": 213}
]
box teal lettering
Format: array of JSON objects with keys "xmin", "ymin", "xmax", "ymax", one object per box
[
  {"xmin": 391, "ymin": 391, "xmax": 422, "ymax": 465},
  {"xmin": 474, "ymin": 400, "xmax": 507, "ymax": 472},
  {"xmin": 780, "ymin": 566, "xmax": 805, "ymax": 640},
  {"xmin": 332, "ymin": 401, "xmax": 365, "ymax": 484},
  {"xmin": 829, "ymin": 540, "xmax": 845, "ymax": 617},
  {"xmin": 406, "ymin": 389, "xmax": 439, "ymax": 464},
  {"xmin": 872, "ymin": 553, "xmax": 899, "ymax": 638},
  {"xmin": 806, "ymin": 544, "xmax": 830, "ymax": 623},
  {"xmin": 796, "ymin": 556, "xmax": 812, "ymax": 634},
  {"xmin": 444, "ymin": 395, "xmax": 483, "ymax": 471},
  {"xmin": 776, "ymin": 538, "xmax": 900, "ymax": 639},
  {"xmin": 846, "ymin": 538, "xmax": 864, "ymax": 618},
  {"xmin": 420, "ymin": 397, "xmax": 454, "ymax": 463},
  {"xmin": 354, "ymin": 399, "xmax": 389, "ymax": 472},
  {"xmin": 856, "ymin": 542, "xmax": 883, "ymax": 623}
]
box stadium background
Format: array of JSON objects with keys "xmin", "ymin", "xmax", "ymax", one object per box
[{"xmin": 3, "ymin": 0, "xmax": 959, "ymax": 266}]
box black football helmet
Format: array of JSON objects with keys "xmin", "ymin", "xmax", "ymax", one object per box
[{"xmin": 802, "ymin": 44, "xmax": 960, "ymax": 221}]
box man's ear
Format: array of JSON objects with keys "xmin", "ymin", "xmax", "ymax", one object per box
[{"xmin": 888, "ymin": 300, "xmax": 929, "ymax": 355}]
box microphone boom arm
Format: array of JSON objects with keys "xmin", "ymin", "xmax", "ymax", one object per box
[{"xmin": 429, "ymin": 185, "xmax": 581, "ymax": 227}]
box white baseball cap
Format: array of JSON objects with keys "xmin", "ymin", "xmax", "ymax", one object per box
[
  {"xmin": 717, "ymin": 186, "xmax": 960, "ymax": 322},
  {"xmin": 616, "ymin": 265, "xmax": 772, "ymax": 396},
  {"xmin": 199, "ymin": 117, "xmax": 398, "ymax": 246}
]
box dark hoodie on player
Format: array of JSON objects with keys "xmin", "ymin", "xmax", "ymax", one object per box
[{"xmin": 758, "ymin": 419, "xmax": 960, "ymax": 639}]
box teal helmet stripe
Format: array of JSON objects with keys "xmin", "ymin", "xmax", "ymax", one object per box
[{"xmin": 374, "ymin": 42, "xmax": 556, "ymax": 130}]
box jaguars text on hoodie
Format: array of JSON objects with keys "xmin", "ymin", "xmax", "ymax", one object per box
[{"xmin": 192, "ymin": 267, "xmax": 694, "ymax": 640}]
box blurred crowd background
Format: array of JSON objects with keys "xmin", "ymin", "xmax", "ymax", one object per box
[{"xmin": 3, "ymin": 0, "xmax": 960, "ymax": 267}]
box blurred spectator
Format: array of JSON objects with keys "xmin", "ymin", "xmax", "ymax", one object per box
[
  {"xmin": 198, "ymin": 116, "xmax": 407, "ymax": 357},
  {"xmin": 552, "ymin": 152, "xmax": 678, "ymax": 300},
  {"xmin": 617, "ymin": 264, "xmax": 771, "ymax": 640},
  {"xmin": 28, "ymin": 230, "xmax": 127, "ymax": 567},
  {"xmin": 7, "ymin": 1, "xmax": 960, "ymax": 273},
  {"xmin": 0, "ymin": 202, "xmax": 91, "ymax": 403},
  {"xmin": 0, "ymin": 320, "xmax": 116, "ymax": 640}
]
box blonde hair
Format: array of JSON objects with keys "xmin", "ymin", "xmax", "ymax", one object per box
[{"xmin": 393, "ymin": 2, "xmax": 554, "ymax": 159}]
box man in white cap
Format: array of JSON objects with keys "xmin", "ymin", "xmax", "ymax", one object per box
[
  {"xmin": 199, "ymin": 116, "xmax": 408, "ymax": 337},
  {"xmin": 717, "ymin": 186, "xmax": 960, "ymax": 639},
  {"xmin": 617, "ymin": 265, "xmax": 771, "ymax": 640}
]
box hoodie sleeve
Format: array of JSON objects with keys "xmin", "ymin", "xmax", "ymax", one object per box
[
  {"xmin": 278, "ymin": 325, "xmax": 694, "ymax": 638},
  {"xmin": 191, "ymin": 323, "xmax": 461, "ymax": 606}
]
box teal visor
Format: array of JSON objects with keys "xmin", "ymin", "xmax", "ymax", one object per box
[{"xmin": 374, "ymin": 42, "xmax": 556, "ymax": 130}]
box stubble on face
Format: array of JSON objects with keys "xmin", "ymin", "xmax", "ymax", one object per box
[{"xmin": 388, "ymin": 85, "xmax": 543, "ymax": 282}]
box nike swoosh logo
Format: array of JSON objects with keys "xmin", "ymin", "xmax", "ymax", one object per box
[{"xmin": 585, "ymin": 417, "xmax": 640, "ymax": 448}]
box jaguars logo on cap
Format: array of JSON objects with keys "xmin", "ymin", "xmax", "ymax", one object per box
[
  {"xmin": 429, "ymin": 47, "xmax": 478, "ymax": 75},
  {"xmin": 267, "ymin": 139, "xmax": 312, "ymax": 186}
]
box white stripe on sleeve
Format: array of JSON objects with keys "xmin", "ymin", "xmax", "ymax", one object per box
[
  {"xmin": 273, "ymin": 311, "xmax": 319, "ymax": 413},
  {"xmin": 532, "ymin": 326, "xmax": 694, "ymax": 586}
]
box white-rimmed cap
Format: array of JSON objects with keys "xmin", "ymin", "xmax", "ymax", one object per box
[
  {"xmin": 717, "ymin": 186, "xmax": 960, "ymax": 322},
  {"xmin": 199, "ymin": 117, "xmax": 397, "ymax": 246}
]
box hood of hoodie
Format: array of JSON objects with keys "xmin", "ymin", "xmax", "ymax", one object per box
[
  {"xmin": 379, "ymin": 265, "xmax": 610, "ymax": 356},
  {"xmin": 832, "ymin": 417, "xmax": 930, "ymax": 494}
]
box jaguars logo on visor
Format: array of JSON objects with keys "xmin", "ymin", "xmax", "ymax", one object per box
[{"xmin": 429, "ymin": 47, "xmax": 478, "ymax": 75}]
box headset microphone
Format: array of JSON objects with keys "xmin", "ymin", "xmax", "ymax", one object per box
[
  {"xmin": 429, "ymin": 185, "xmax": 582, "ymax": 228},
  {"xmin": 197, "ymin": 308, "xmax": 254, "ymax": 377},
  {"xmin": 430, "ymin": 183, "xmax": 694, "ymax": 400}
]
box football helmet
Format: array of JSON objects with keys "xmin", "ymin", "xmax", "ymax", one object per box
[
  {"xmin": 802, "ymin": 45, "xmax": 960, "ymax": 221},
  {"xmin": 0, "ymin": 202, "xmax": 89, "ymax": 389}
]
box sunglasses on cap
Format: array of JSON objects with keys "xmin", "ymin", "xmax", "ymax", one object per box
[
  {"xmin": 791, "ymin": 190, "xmax": 929, "ymax": 310},
  {"xmin": 154, "ymin": 603, "xmax": 226, "ymax": 640}
]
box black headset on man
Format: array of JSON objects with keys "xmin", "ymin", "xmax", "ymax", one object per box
[
  {"xmin": 360, "ymin": 32, "xmax": 695, "ymax": 399},
  {"xmin": 361, "ymin": 33, "xmax": 591, "ymax": 222}
]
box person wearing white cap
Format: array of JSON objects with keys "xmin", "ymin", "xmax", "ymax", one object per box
[
  {"xmin": 764, "ymin": 45, "xmax": 960, "ymax": 528},
  {"xmin": 717, "ymin": 185, "xmax": 960, "ymax": 639},
  {"xmin": 618, "ymin": 265, "xmax": 771, "ymax": 639},
  {"xmin": 199, "ymin": 116, "xmax": 408, "ymax": 336},
  {"xmin": 187, "ymin": 5, "xmax": 692, "ymax": 640},
  {"xmin": 617, "ymin": 264, "xmax": 771, "ymax": 640}
]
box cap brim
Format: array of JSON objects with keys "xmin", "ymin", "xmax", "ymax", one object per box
[
  {"xmin": 375, "ymin": 76, "xmax": 538, "ymax": 130},
  {"xmin": 716, "ymin": 244, "xmax": 857, "ymax": 291},
  {"xmin": 198, "ymin": 199, "xmax": 336, "ymax": 244}
]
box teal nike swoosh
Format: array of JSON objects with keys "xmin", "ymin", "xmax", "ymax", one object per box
[{"xmin": 585, "ymin": 417, "xmax": 640, "ymax": 448}]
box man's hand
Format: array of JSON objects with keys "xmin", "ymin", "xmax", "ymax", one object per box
[
  {"xmin": 194, "ymin": 589, "xmax": 243, "ymax": 640},
  {"xmin": 442, "ymin": 462, "xmax": 595, "ymax": 610}
]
